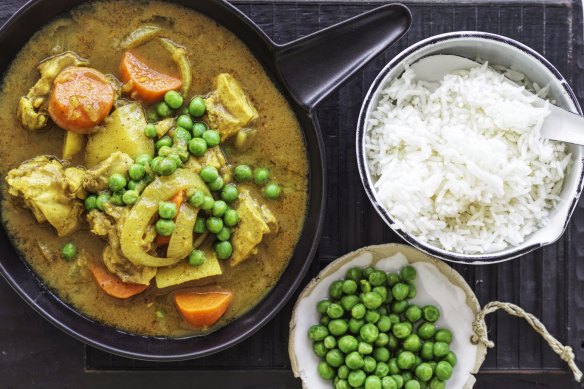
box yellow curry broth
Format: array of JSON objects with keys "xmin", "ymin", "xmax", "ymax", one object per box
[{"xmin": 0, "ymin": 0, "xmax": 308, "ymax": 336}]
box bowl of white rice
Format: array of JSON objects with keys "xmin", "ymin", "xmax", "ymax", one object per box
[{"xmin": 356, "ymin": 31, "xmax": 584, "ymax": 264}]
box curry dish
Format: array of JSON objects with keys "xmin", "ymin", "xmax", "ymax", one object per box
[{"xmin": 0, "ymin": 0, "xmax": 308, "ymax": 336}]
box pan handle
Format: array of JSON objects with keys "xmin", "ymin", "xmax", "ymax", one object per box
[{"xmin": 273, "ymin": 4, "xmax": 412, "ymax": 110}]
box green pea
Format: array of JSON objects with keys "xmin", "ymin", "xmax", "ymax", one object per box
[
  {"xmin": 399, "ymin": 265, "xmax": 416, "ymax": 282},
  {"xmin": 193, "ymin": 217, "xmax": 206, "ymax": 234},
  {"xmin": 216, "ymin": 227, "xmax": 231, "ymax": 241},
  {"xmin": 338, "ymin": 335, "xmax": 358, "ymax": 353},
  {"xmin": 188, "ymin": 137, "xmax": 208, "ymax": 157},
  {"xmin": 422, "ymin": 306, "xmax": 440, "ymax": 323},
  {"xmin": 188, "ymin": 249, "xmax": 205, "ymax": 266},
  {"xmin": 200, "ymin": 166, "xmax": 219, "ymax": 183},
  {"xmin": 391, "ymin": 375, "xmax": 404, "ymax": 389},
  {"xmin": 108, "ymin": 173, "xmax": 126, "ymax": 192},
  {"xmin": 375, "ymin": 333, "xmax": 390, "ymax": 347},
  {"xmin": 392, "ymin": 283, "xmax": 409, "ymax": 301},
  {"xmin": 96, "ymin": 193, "xmax": 110, "ymax": 211},
  {"xmin": 388, "ymin": 314, "xmax": 400, "ymax": 325},
  {"xmin": 61, "ymin": 242, "xmax": 77, "ymax": 261},
  {"xmin": 363, "ymin": 292, "xmax": 383, "ymax": 309},
  {"xmin": 392, "ymin": 323, "xmax": 411, "ymax": 339},
  {"xmin": 341, "ymin": 295, "xmax": 360, "ymax": 312},
  {"xmin": 371, "ymin": 287, "xmax": 387, "ymax": 303},
  {"xmin": 173, "ymin": 127, "xmax": 192, "ymax": 143},
  {"xmin": 188, "ymin": 96, "xmax": 206, "ymax": 117},
  {"xmin": 443, "ymin": 351, "xmax": 457, "ymax": 367},
  {"xmin": 420, "ymin": 341, "xmax": 434, "ymax": 360},
  {"xmin": 369, "ymin": 271, "xmax": 386, "ymax": 287},
  {"xmin": 155, "ymin": 218, "xmax": 175, "ymax": 236},
  {"xmin": 391, "ymin": 300, "xmax": 408, "ymax": 314},
  {"xmin": 126, "ymin": 164, "xmax": 144, "ymax": 182},
  {"xmin": 405, "ymin": 305, "xmax": 422, "ymax": 323},
  {"xmin": 163, "ymin": 90, "xmax": 183, "ymax": 109},
  {"xmin": 352, "ymin": 303, "xmax": 366, "ymax": 319},
  {"xmin": 397, "ymin": 351, "xmax": 416, "ymax": 370},
  {"xmin": 192, "ymin": 121, "xmax": 207, "ymax": 137},
  {"xmin": 176, "ymin": 114, "xmax": 193, "ymax": 130},
  {"xmin": 365, "ymin": 310, "xmax": 381, "ymax": 324},
  {"xmin": 214, "ymin": 240, "xmax": 233, "ymax": 260},
  {"xmin": 346, "ymin": 267, "xmax": 364, "ymax": 282},
  {"xmin": 317, "ymin": 300, "xmax": 332, "ymax": 314},
  {"xmin": 326, "ymin": 303, "xmax": 344, "ymax": 319},
  {"xmin": 360, "ymin": 279, "xmax": 372, "ymax": 293},
  {"xmin": 313, "ymin": 341, "xmax": 327, "ymax": 357},
  {"xmin": 329, "ymin": 280, "xmax": 344, "ymax": 300},
  {"xmin": 202, "ymin": 130, "xmax": 221, "ymax": 147},
  {"xmin": 360, "ymin": 323, "xmax": 379, "ymax": 343},
  {"xmin": 403, "ymin": 334, "xmax": 421, "ymax": 352},
  {"xmin": 345, "ymin": 351, "xmax": 364, "ymax": 370},
  {"xmin": 157, "ymin": 145, "xmax": 173, "ymax": 157},
  {"xmin": 111, "ymin": 191, "xmax": 125, "ymax": 206},
  {"xmin": 320, "ymin": 316, "xmax": 331, "ymax": 326},
  {"xmin": 201, "ymin": 195, "xmax": 215, "ymax": 211},
  {"xmin": 358, "ymin": 341, "xmax": 373, "ymax": 355},
  {"xmin": 361, "ymin": 266, "xmax": 375, "ymax": 278},
  {"xmin": 377, "ymin": 306, "xmax": 388, "ymax": 316},
  {"xmin": 156, "ymin": 101, "xmax": 173, "ymax": 117},
  {"xmin": 157, "ymin": 158, "xmax": 177, "ymax": 176},
  {"xmin": 349, "ymin": 318, "xmax": 364, "ymax": 334},
  {"xmin": 234, "ymin": 165, "xmax": 253, "ymax": 182},
  {"xmin": 144, "ymin": 123, "xmax": 157, "ymax": 138},
  {"xmin": 417, "ymin": 323, "xmax": 436, "ymax": 340},
  {"xmin": 365, "ymin": 375, "xmax": 382, "ymax": 389},
  {"xmin": 211, "ymin": 200, "xmax": 228, "ymax": 217},
  {"xmin": 150, "ymin": 156, "xmax": 163, "ymax": 173},
  {"xmin": 386, "ymin": 272, "xmax": 401, "ymax": 287},
  {"xmin": 135, "ymin": 154, "xmax": 153, "ymax": 166},
  {"xmin": 387, "ymin": 358, "xmax": 399, "ymax": 375},
  {"xmin": 206, "ymin": 217, "xmax": 224, "ymax": 234},
  {"xmin": 325, "ymin": 348, "xmax": 344, "ymax": 367},
  {"xmin": 253, "ymin": 167, "xmax": 270, "ymax": 185},
  {"xmin": 428, "ymin": 378, "xmax": 445, "ymax": 389},
  {"xmin": 221, "ymin": 184, "xmax": 239, "ymax": 203},
  {"xmin": 375, "ymin": 361, "xmax": 390, "ymax": 378},
  {"xmin": 364, "ymin": 356, "xmax": 377, "ymax": 373},
  {"xmin": 348, "ymin": 369, "xmax": 366, "ymax": 387},
  {"xmin": 376, "ymin": 316, "xmax": 392, "ymax": 332},
  {"xmin": 159, "ymin": 201, "xmax": 178, "ymax": 219},
  {"xmin": 407, "ymin": 284, "xmax": 417, "ymax": 299},
  {"xmin": 434, "ymin": 329, "xmax": 452, "ymax": 344},
  {"xmin": 387, "ymin": 333, "xmax": 399, "ymax": 351},
  {"xmin": 404, "ymin": 380, "xmax": 420, "ymax": 389},
  {"xmin": 401, "ymin": 373, "xmax": 413, "ymax": 383},
  {"xmin": 84, "ymin": 195, "xmax": 98, "ymax": 211},
  {"xmin": 434, "ymin": 361, "xmax": 452, "ymax": 381},
  {"xmin": 318, "ymin": 361, "xmax": 335, "ymax": 380},
  {"xmin": 263, "ymin": 182, "xmax": 281, "ymax": 200},
  {"xmin": 188, "ymin": 191, "xmax": 205, "ymax": 207},
  {"xmin": 336, "ymin": 379, "xmax": 350, "ymax": 389},
  {"xmin": 373, "ymin": 347, "xmax": 390, "ymax": 363},
  {"xmin": 223, "ymin": 209, "xmax": 239, "ymax": 227},
  {"xmin": 122, "ymin": 189, "xmax": 139, "ymax": 205},
  {"xmin": 433, "ymin": 342, "xmax": 449, "ymax": 358},
  {"xmin": 328, "ymin": 319, "xmax": 348, "ymax": 336},
  {"xmin": 208, "ymin": 176, "xmax": 224, "ymax": 191},
  {"xmin": 381, "ymin": 376, "xmax": 398, "ymax": 389},
  {"xmin": 156, "ymin": 136, "xmax": 173, "ymax": 150},
  {"xmin": 338, "ymin": 365, "xmax": 350, "ymax": 380}
]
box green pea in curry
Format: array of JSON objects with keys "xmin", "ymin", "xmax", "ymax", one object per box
[{"xmin": 0, "ymin": 0, "xmax": 308, "ymax": 336}]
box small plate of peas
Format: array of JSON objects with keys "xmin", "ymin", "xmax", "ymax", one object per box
[{"xmin": 289, "ymin": 244, "xmax": 487, "ymax": 389}]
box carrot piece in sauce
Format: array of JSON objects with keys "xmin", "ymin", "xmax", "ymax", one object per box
[
  {"xmin": 174, "ymin": 291, "xmax": 233, "ymax": 328},
  {"xmin": 89, "ymin": 264, "xmax": 148, "ymax": 299}
]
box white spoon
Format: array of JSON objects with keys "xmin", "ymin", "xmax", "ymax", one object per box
[{"xmin": 410, "ymin": 54, "xmax": 584, "ymax": 145}]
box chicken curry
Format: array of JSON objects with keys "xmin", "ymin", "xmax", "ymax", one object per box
[{"xmin": 0, "ymin": 0, "xmax": 308, "ymax": 336}]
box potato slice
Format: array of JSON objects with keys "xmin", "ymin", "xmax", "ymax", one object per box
[{"xmin": 155, "ymin": 248, "xmax": 222, "ymax": 289}]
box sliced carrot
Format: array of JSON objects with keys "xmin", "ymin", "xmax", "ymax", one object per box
[
  {"xmin": 174, "ymin": 291, "xmax": 233, "ymax": 328},
  {"xmin": 155, "ymin": 190, "xmax": 185, "ymax": 246},
  {"xmin": 48, "ymin": 66, "xmax": 115, "ymax": 133},
  {"xmin": 119, "ymin": 51, "xmax": 182, "ymax": 103},
  {"xmin": 89, "ymin": 264, "xmax": 148, "ymax": 299}
]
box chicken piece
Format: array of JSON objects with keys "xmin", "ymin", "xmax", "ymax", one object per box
[
  {"xmin": 86, "ymin": 209, "xmax": 156, "ymax": 285},
  {"xmin": 6, "ymin": 156, "xmax": 83, "ymax": 237},
  {"xmin": 204, "ymin": 73, "xmax": 258, "ymax": 141},
  {"xmin": 83, "ymin": 151, "xmax": 132, "ymax": 193},
  {"xmin": 17, "ymin": 51, "xmax": 89, "ymax": 131},
  {"xmin": 230, "ymin": 189, "xmax": 278, "ymax": 266},
  {"xmin": 64, "ymin": 167, "xmax": 87, "ymax": 199}
]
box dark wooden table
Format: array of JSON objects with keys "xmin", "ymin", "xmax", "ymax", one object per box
[{"xmin": 2, "ymin": 0, "xmax": 584, "ymax": 388}]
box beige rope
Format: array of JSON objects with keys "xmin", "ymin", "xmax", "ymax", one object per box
[{"xmin": 471, "ymin": 301, "xmax": 582, "ymax": 382}]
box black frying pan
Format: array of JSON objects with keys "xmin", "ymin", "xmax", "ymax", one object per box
[{"xmin": 0, "ymin": 0, "xmax": 411, "ymax": 360}]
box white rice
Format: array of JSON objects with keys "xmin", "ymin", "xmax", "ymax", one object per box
[{"xmin": 364, "ymin": 63, "xmax": 571, "ymax": 254}]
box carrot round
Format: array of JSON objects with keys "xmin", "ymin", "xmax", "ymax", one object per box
[
  {"xmin": 119, "ymin": 51, "xmax": 182, "ymax": 103},
  {"xmin": 89, "ymin": 264, "xmax": 148, "ymax": 299},
  {"xmin": 155, "ymin": 190, "xmax": 186, "ymax": 246},
  {"xmin": 48, "ymin": 66, "xmax": 115, "ymax": 133},
  {"xmin": 174, "ymin": 291, "xmax": 233, "ymax": 328}
]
